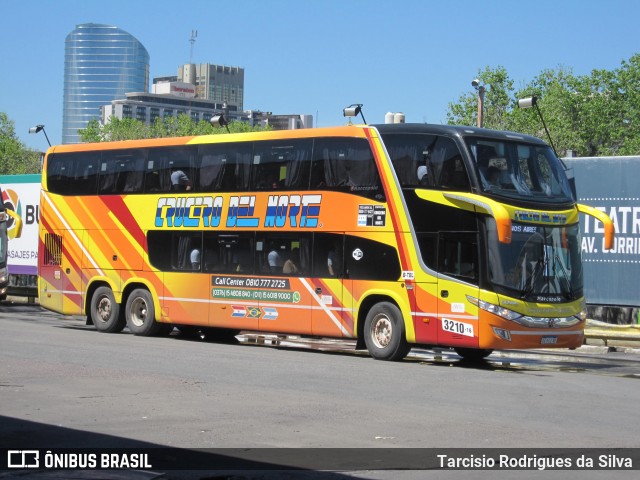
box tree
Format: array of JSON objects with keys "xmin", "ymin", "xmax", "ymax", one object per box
[
  {"xmin": 79, "ymin": 114, "xmax": 270, "ymax": 142},
  {"xmin": 0, "ymin": 112, "xmax": 42, "ymax": 175},
  {"xmin": 447, "ymin": 55, "xmax": 640, "ymax": 156}
]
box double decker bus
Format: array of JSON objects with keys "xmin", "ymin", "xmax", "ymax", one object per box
[{"xmin": 37, "ymin": 124, "xmax": 613, "ymax": 361}]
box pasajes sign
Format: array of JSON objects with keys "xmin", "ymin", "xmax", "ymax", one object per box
[{"xmin": 0, "ymin": 175, "xmax": 41, "ymax": 276}]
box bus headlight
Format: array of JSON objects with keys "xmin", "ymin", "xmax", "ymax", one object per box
[
  {"xmin": 466, "ymin": 295, "xmax": 522, "ymax": 321},
  {"xmin": 467, "ymin": 295, "xmax": 584, "ymax": 328},
  {"xmin": 0, "ymin": 267, "xmax": 7, "ymax": 284}
]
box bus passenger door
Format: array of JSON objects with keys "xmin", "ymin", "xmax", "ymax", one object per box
[{"xmin": 436, "ymin": 232, "xmax": 480, "ymax": 349}]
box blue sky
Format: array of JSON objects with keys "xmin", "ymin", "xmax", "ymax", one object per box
[{"xmin": 2, "ymin": 0, "xmax": 638, "ymax": 152}]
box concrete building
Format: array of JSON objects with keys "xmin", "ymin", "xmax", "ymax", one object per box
[
  {"xmin": 100, "ymin": 91, "xmax": 243, "ymax": 125},
  {"xmin": 62, "ymin": 23, "xmax": 149, "ymax": 144},
  {"xmin": 178, "ymin": 63, "xmax": 244, "ymax": 110},
  {"xmin": 102, "ymin": 82, "xmax": 313, "ymax": 130}
]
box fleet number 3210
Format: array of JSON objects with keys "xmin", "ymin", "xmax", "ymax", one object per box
[{"xmin": 441, "ymin": 318, "xmax": 474, "ymax": 337}]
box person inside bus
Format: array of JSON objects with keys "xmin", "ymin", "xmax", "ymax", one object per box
[
  {"xmin": 486, "ymin": 166, "xmax": 501, "ymax": 187},
  {"xmin": 283, "ymin": 248, "xmax": 300, "ymax": 275},
  {"xmin": 417, "ymin": 164, "xmax": 429, "ymax": 186},
  {"xmin": 327, "ymin": 240, "xmax": 343, "ymax": 277},
  {"xmin": 170, "ymin": 168, "xmax": 192, "ymax": 191},
  {"xmin": 267, "ymin": 243, "xmax": 284, "ymax": 272},
  {"xmin": 190, "ymin": 247, "xmax": 201, "ymax": 270}
]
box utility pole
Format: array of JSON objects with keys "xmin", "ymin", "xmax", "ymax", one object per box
[{"xmin": 472, "ymin": 79, "xmax": 486, "ymax": 128}]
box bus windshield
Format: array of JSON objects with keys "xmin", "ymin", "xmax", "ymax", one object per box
[
  {"xmin": 466, "ymin": 137, "xmax": 574, "ymax": 204},
  {"xmin": 485, "ymin": 219, "xmax": 583, "ymax": 303}
]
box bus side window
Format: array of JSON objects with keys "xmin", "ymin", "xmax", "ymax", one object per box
[
  {"xmin": 344, "ymin": 235, "xmax": 401, "ymax": 281},
  {"xmin": 438, "ymin": 232, "xmax": 478, "ymax": 283},
  {"xmin": 312, "ymin": 233, "xmax": 344, "ymax": 278},
  {"xmin": 99, "ymin": 150, "xmax": 145, "ymax": 194},
  {"xmin": 311, "ymin": 138, "xmax": 384, "ymax": 200},
  {"xmin": 171, "ymin": 233, "xmax": 202, "ymax": 271},
  {"xmin": 146, "ymin": 147, "xmax": 197, "ymax": 193},
  {"xmin": 250, "ymin": 140, "xmax": 312, "ymax": 191},
  {"xmin": 384, "ymin": 134, "xmax": 437, "ymax": 187},
  {"xmin": 198, "ymin": 143, "xmax": 252, "ymax": 192},
  {"xmin": 202, "ymin": 233, "xmax": 254, "ymax": 274},
  {"xmin": 47, "ymin": 152, "xmax": 100, "ymax": 195},
  {"xmin": 417, "ymin": 137, "xmax": 470, "ymax": 191},
  {"xmin": 255, "ymin": 233, "xmax": 311, "ymax": 276},
  {"xmin": 416, "ymin": 233, "xmax": 437, "ymax": 271}
]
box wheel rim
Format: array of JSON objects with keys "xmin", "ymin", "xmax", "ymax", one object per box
[
  {"xmin": 96, "ymin": 296, "xmax": 112, "ymax": 323},
  {"xmin": 370, "ymin": 313, "xmax": 392, "ymax": 349},
  {"xmin": 129, "ymin": 297, "xmax": 148, "ymax": 328}
]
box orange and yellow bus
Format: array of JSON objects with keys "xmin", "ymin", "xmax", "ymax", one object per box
[{"xmin": 37, "ymin": 124, "xmax": 614, "ymax": 361}]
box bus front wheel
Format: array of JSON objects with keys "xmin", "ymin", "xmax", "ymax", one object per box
[
  {"xmin": 90, "ymin": 286, "xmax": 125, "ymax": 333},
  {"xmin": 363, "ymin": 302, "xmax": 411, "ymax": 361},
  {"xmin": 125, "ymin": 288, "xmax": 169, "ymax": 336}
]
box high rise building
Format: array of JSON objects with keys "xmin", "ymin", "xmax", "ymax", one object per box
[
  {"xmin": 178, "ymin": 63, "xmax": 244, "ymax": 110},
  {"xmin": 62, "ymin": 23, "xmax": 149, "ymax": 144}
]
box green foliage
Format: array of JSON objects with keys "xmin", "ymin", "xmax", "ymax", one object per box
[
  {"xmin": 447, "ymin": 54, "xmax": 640, "ymax": 156},
  {"xmin": 0, "ymin": 112, "xmax": 42, "ymax": 175},
  {"xmin": 78, "ymin": 114, "xmax": 271, "ymax": 143}
]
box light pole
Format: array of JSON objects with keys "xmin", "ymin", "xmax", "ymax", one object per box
[
  {"xmin": 518, "ymin": 95, "xmax": 558, "ymax": 157},
  {"xmin": 29, "ymin": 124, "xmax": 51, "ymax": 147},
  {"xmin": 472, "ymin": 79, "xmax": 485, "ymax": 128}
]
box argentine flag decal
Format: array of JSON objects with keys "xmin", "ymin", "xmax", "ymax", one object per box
[{"xmin": 263, "ymin": 307, "xmax": 279, "ymax": 320}]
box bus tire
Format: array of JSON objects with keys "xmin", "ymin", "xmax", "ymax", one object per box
[
  {"xmin": 90, "ymin": 286, "xmax": 125, "ymax": 333},
  {"xmin": 454, "ymin": 347, "xmax": 493, "ymax": 362},
  {"xmin": 125, "ymin": 288, "xmax": 164, "ymax": 336},
  {"xmin": 363, "ymin": 302, "xmax": 411, "ymax": 361}
]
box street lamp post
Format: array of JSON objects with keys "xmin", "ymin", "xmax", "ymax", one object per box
[
  {"xmin": 518, "ymin": 95, "xmax": 558, "ymax": 157},
  {"xmin": 472, "ymin": 79, "xmax": 485, "ymax": 128},
  {"xmin": 29, "ymin": 124, "xmax": 51, "ymax": 147}
]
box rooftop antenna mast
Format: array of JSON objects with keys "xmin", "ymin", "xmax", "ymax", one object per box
[{"xmin": 189, "ymin": 30, "xmax": 197, "ymax": 63}]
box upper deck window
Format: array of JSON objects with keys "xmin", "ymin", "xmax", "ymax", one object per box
[
  {"xmin": 311, "ymin": 138, "xmax": 385, "ymax": 200},
  {"xmin": 383, "ymin": 134, "xmax": 470, "ymax": 191},
  {"xmin": 45, "ymin": 136, "xmax": 383, "ymax": 200},
  {"xmin": 466, "ymin": 138, "xmax": 574, "ymax": 204}
]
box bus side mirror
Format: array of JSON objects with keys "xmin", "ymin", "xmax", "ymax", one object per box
[{"xmin": 577, "ymin": 204, "xmax": 614, "ymax": 250}]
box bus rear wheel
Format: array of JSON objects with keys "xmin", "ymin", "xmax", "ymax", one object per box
[
  {"xmin": 125, "ymin": 288, "xmax": 169, "ymax": 336},
  {"xmin": 363, "ymin": 302, "xmax": 411, "ymax": 361},
  {"xmin": 90, "ymin": 286, "xmax": 125, "ymax": 333},
  {"xmin": 454, "ymin": 347, "xmax": 493, "ymax": 362}
]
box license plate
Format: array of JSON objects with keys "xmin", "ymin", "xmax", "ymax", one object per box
[
  {"xmin": 442, "ymin": 318, "xmax": 474, "ymax": 338},
  {"xmin": 541, "ymin": 336, "xmax": 558, "ymax": 344}
]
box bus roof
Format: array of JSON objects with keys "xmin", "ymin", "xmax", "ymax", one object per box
[
  {"xmin": 373, "ymin": 123, "xmax": 548, "ymax": 145},
  {"xmin": 44, "ymin": 123, "xmax": 549, "ymax": 156}
]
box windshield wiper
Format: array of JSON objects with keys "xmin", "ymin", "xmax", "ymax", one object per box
[
  {"xmin": 520, "ymin": 257, "xmax": 546, "ymax": 300},
  {"xmin": 554, "ymin": 254, "xmax": 575, "ymax": 300}
]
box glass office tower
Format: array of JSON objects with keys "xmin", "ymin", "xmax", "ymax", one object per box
[{"xmin": 62, "ymin": 23, "xmax": 149, "ymax": 144}]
